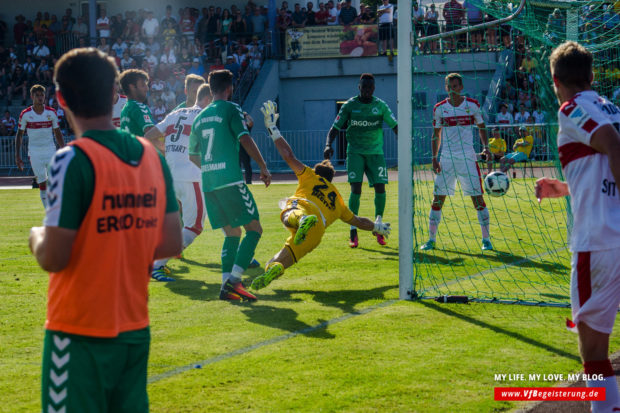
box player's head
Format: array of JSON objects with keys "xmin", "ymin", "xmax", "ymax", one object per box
[
  {"xmin": 493, "ymin": 127, "xmax": 501, "ymax": 138},
  {"xmin": 208, "ymin": 70, "xmax": 234, "ymax": 100},
  {"xmin": 313, "ymin": 159, "xmax": 335, "ymax": 182},
  {"xmin": 358, "ymin": 73, "xmax": 375, "ymax": 100},
  {"xmin": 54, "ymin": 48, "xmax": 117, "ymax": 118},
  {"xmin": 444, "ymin": 73, "xmax": 463, "ymax": 96},
  {"xmin": 196, "ymin": 83, "xmax": 212, "ymax": 108},
  {"xmin": 29, "ymin": 84, "xmax": 46, "ymax": 106},
  {"xmin": 549, "ymin": 41, "xmax": 593, "ymax": 104},
  {"xmin": 519, "ymin": 125, "xmax": 527, "ymax": 136},
  {"xmin": 119, "ymin": 69, "xmax": 150, "ymax": 103},
  {"xmin": 184, "ymin": 74, "xmax": 205, "ymax": 102}
]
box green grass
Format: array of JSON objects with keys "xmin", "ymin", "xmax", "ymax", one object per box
[{"xmin": 0, "ymin": 181, "xmax": 618, "ymax": 412}]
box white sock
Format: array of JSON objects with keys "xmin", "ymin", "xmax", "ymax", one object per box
[
  {"xmin": 477, "ymin": 207, "xmax": 490, "ymax": 239},
  {"xmin": 182, "ymin": 228, "xmax": 199, "ymax": 249},
  {"xmin": 153, "ymin": 259, "xmax": 169, "ymax": 269},
  {"xmin": 39, "ymin": 189, "xmax": 47, "ymax": 207},
  {"xmin": 588, "ymin": 375, "xmax": 619, "ymax": 413},
  {"xmin": 429, "ymin": 208, "xmax": 442, "ymax": 241},
  {"xmin": 222, "ymin": 272, "xmax": 232, "ymax": 284},
  {"xmin": 230, "ymin": 265, "xmax": 244, "ymax": 282}
]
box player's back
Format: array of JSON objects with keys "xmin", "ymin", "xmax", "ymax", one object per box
[
  {"xmin": 19, "ymin": 105, "xmax": 58, "ymax": 153},
  {"xmin": 191, "ymin": 100, "xmax": 247, "ymax": 192},
  {"xmin": 433, "ymin": 97, "xmax": 482, "ymax": 160},
  {"xmin": 290, "ymin": 167, "xmax": 352, "ymax": 228},
  {"xmin": 160, "ymin": 105, "xmax": 202, "ymax": 182},
  {"xmin": 557, "ymin": 90, "xmax": 620, "ymax": 251}
]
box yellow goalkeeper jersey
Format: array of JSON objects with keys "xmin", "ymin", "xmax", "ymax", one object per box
[
  {"xmin": 514, "ymin": 135, "xmax": 534, "ymax": 157},
  {"xmin": 489, "ymin": 137, "xmax": 506, "ymax": 155},
  {"xmin": 288, "ymin": 167, "xmax": 354, "ymax": 228}
]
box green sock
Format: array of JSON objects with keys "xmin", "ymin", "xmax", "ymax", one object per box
[
  {"xmin": 374, "ymin": 192, "xmax": 386, "ymax": 218},
  {"xmin": 233, "ymin": 231, "xmax": 261, "ymax": 272},
  {"xmin": 349, "ymin": 192, "xmax": 361, "ymax": 215},
  {"xmin": 222, "ymin": 236, "xmax": 241, "ymax": 274}
]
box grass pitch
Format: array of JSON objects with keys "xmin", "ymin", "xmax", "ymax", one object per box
[{"xmin": 1, "ymin": 179, "xmax": 618, "ymax": 412}]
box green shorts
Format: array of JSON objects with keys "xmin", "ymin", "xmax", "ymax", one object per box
[
  {"xmin": 204, "ymin": 183, "xmax": 260, "ymax": 229},
  {"xmin": 41, "ymin": 328, "xmax": 150, "ymax": 413},
  {"xmin": 346, "ymin": 153, "xmax": 388, "ymax": 186}
]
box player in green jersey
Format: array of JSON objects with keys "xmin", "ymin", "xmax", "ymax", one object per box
[
  {"xmin": 119, "ymin": 69, "xmax": 155, "ymax": 136},
  {"xmin": 323, "ymin": 73, "xmax": 398, "ymax": 248},
  {"xmin": 172, "ymin": 74, "xmax": 205, "ymax": 111},
  {"xmin": 189, "ymin": 69, "xmax": 272, "ymax": 301}
]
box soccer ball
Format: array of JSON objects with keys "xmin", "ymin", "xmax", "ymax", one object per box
[{"xmin": 484, "ymin": 172, "xmax": 510, "ymax": 197}]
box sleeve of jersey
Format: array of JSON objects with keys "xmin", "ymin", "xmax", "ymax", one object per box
[
  {"xmin": 338, "ymin": 195, "xmax": 355, "ymax": 222},
  {"xmin": 473, "ymin": 102, "xmax": 484, "ymax": 124},
  {"xmin": 158, "ymin": 152, "xmax": 180, "ymax": 213},
  {"xmin": 188, "ymin": 119, "xmax": 200, "ymax": 156},
  {"xmin": 142, "ymin": 106, "xmax": 156, "ymax": 133},
  {"xmin": 332, "ymin": 103, "xmax": 349, "ymax": 130},
  {"xmin": 51, "ymin": 112, "xmax": 59, "ymax": 128},
  {"xmin": 44, "ymin": 146, "xmax": 94, "ymax": 230},
  {"xmin": 560, "ymin": 99, "xmax": 611, "ymax": 145},
  {"xmin": 432, "ymin": 104, "xmax": 442, "ymax": 128},
  {"xmin": 230, "ymin": 104, "xmax": 250, "ymax": 140},
  {"xmin": 155, "ymin": 113, "xmax": 172, "ymax": 134},
  {"xmin": 382, "ymin": 102, "xmax": 398, "ymax": 128},
  {"xmin": 18, "ymin": 113, "xmax": 26, "ymax": 131}
]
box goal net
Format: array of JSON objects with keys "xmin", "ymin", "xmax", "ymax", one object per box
[{"xmin": 397, "ymin": 0, "xmax": 614, "ymax": 306}]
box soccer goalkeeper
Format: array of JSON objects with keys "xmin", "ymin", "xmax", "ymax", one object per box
[{"xmin": 250, "ymin": 101, "xmax": 391, "ymax": 290}]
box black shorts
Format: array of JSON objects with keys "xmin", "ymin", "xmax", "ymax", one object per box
[
  {"xmin": 379, "ymin": 23, "xmax": 393, "ymax": 41},
  {"xmin": 426, "ymin": 22, "xmax": 439, "ymax": 36}
]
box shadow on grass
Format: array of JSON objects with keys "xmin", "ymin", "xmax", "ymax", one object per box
[
  {"xmin": 432, "ymin": 249, "xmax": 569, "ymax": 274},
  {"xmin": 240, "ymin": 305, "xmax": 336, "ymax": 339},
  {"xmin": 163, "ymin": 275, "xmax": 221, "ymax": 301},
  {"xmin": 358, "ymin": 247, "xmax": 399, "ymax": 258},
  {"xmin": 415, "ymin": 251, "xmax": 465, "ymax": 266},
  {"xmin": 177, "ymin": 257, "xmax": 221, "ymax": 270},
  {"xmin": 418, "ymin": 300, "xmax": 580, "ymax": 362}
]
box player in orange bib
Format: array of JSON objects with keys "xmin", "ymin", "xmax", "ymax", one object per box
[
  {"xmin": 29, "ymin": 48, "xmax": 182, "ymax": 413},
  {"xmin": 250, "ymin": 101, "xmax": 391, "ymax": 291}
]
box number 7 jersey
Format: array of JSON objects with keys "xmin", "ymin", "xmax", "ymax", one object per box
[
  {"xmin": 557, "ymin": 90, "xmax": 620, "ymax": 252},
  {"xmin": 155, "ymin": 105, "xmax": 203, "ymax": 182}
]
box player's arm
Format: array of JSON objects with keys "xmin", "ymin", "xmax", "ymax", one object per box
[
  {"xmin": 144, "ymin": 124, "xmax": 165, "ymax": 152},
  {"xmin": 188, "ymin": 125, "xmax": 201, "ymax": 168},
  {"xmin": 261, "ymin": 101, "xmax": 305, "ymax": 174},
  {"xmin": 29, "ymin": 226, "xmax": 77, "ymax": 272},
  {"xmin": 154, "ymin": 212, "xmax": 182, "ymax": 258},
  {"xmin": 431, "ymin": 127, "xmax": 441, "ymax": 174},
  {"xmin": 53, "ymin": 127, "xmax": 65, "ymax": 148},
  {"xmin": 14, "ymin": 128, "xmax": 24, "ymax": 171},
  {"xmin": 343, "ymin": 215, "xmax": 391, "ymax": 237},
  {"xmin": 383, "ymin": 102, "xmax": 398, "ymax": 136},
  {"xmin": 325, "ymin": 102, "xmax": 350, "ymax": 159},
  {"xmin": 590, "ymin": 123, "xmax": 620, "ymax": 186},
  {"xmin": 240, "ymin": 134, "xmax": 271, "ymax": 187}
]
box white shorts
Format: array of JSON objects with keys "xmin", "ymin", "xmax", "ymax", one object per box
[
  {"xmin": 174, "ymin": 181, "xmax": 206, "ymax": 235},
  {"xmin": 29, "ymin": 149, "xmax": 56, "ymax": 184},
  {"xmin": 433, "ymin": 157, "xmax": 483, "ymax": 196},
  {"xmin": 570, "ymin": 249, "xmax": 620, "ymax": 334}
]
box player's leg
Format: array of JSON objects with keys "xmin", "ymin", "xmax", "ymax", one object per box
[
  {"xmin": 365, "ymin": 154, "xmax": 389, "ymax": 245},
  {"xmin": 458, "ymin": 158, "xmax": 492, "ymax": 250},
  {"xmin": 30, "ymin": 152, "xmax": 51, "ymax": 207},
  {"xmin": 421, "ymin": 160, "xmax": 455, "ymax": 250},
  {"xmin": 347, "ymin": 152, "xmax": 364, "ymax": 248},
  {"xmin": 571, "ymin": 250, "xmax": 620, "ymax": 412}
]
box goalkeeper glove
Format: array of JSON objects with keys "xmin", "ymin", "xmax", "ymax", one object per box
[
  {"xmin": 260, "ymin": 100, "xmax": 282, "ymax": 141},
  {"xmin": 372, "ymin": 221, "xmax": 391, "ymax": 238}
]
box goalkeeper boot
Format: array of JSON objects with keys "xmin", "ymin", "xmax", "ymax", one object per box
[
  {"xmin": 349, "ymin": 228, "xmax": 359, "ymax": 248},
  {"xmin": 251, "ymin": 262, "xmax": 284, "ymax": 290},
  {"xmin": 481, "ymin": 239, "xmax": 494, "ymax": 251},
  {"xmin": 294, "ymin": 215, "xmax": 317, "ymax": 245},
  {"xmin": 419, "ymin": 240, "xmax": 435, "ymax": 251},
  {"xmin": 151, "ymin": 266, "xmax": 175, "ymax": 282},
  {"xmin": 248, "ymin": 258, "xmax": 261, "ymax": 268},
  {"xmin": 220, "ymin": 280, "xmax": 257, "ymax": 302}
]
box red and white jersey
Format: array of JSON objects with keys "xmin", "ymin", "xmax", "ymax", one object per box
[
  {"xmin": 433, "ymin": 97, "xmax": 484, "ymax": 160},
  {"xmin": 495, "ymin": 111, "xmax": 513, "ymax": 124},
  {"xmin": 557, "ymin": 90, "xmax": 620, "ymax": 252},
  {"xmin": 112, "ymin": 94, "xmax": 128, "ymax": 128},
  {"xmin": 155, "ymin": 105, "xmax": 202, "ymax": 182},
  {"xmin": 18, "ymin": 106, "xmax": 58, "ymax": 154}
]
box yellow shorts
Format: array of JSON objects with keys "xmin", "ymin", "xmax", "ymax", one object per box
[{"xmin": 280, "ymin": 204, "xmax": 326, "ymax": 263}]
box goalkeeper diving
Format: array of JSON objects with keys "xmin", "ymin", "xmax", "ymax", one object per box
[{"xmin": 250, "ymin": 101, "xmax": 392, "ymax": 290}]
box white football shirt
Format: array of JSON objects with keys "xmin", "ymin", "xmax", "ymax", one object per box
[
  {"xmin": 156, "ymin": 105, "xmax": 202, "ymax": 182},
  {"xmin": 18, "ymin": 106, "xmax": 58, "ymax": 155},
  {"xmin": 495, "ymin": 111, "xmax": 513, "ymax": 124},
  {"xmin": 112, "ymin": 94, "xmax": 128, "ymax": 128},
  {"xmin": 433, "ymin": 97, "xmax": 484, "ymax": 160},
  {"xmin": 557, "ymin": 90, "xmax": 620, "ymax": 252}
]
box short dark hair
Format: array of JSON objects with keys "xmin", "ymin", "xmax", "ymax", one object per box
[
  {"xmin": 360, "ymin": 73, "xmax": 375, "ymax": 83},
  {"xmin": 549, "ymin": 41, "xmax": 593, "ymax": 89},
  {"xmin": 500, "ymin": 103, "xmax": 507, "ymax": 109},
  {"xmin": 119, "ymin": 69, "xmax": 149, "ymax": 96},
  {"xmin": 445, "ymin": 72, "xmax": 463, "ymax": 86},
  {"xmin": 314, "ymin": 159, "xmax": 335, "ymax": 182},
  {"xmin": 54, "ymin": 48, "xmax": 118, "ymax": 118},
  {"xmin": 208, "ymin": 70, "xmax": 233, "ymax": 95},
  {"xmin": 30, "ymin": 84, "xmax": 45, "ymax": 96},
  {"xmin": 196, "ymin": 83, "xmax": 212, "ymax": 102},
  {"xmin": 185, "ymin": 73, "xmax": 205, "ymax": 91}
]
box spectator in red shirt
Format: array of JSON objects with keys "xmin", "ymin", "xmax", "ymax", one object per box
[
  {"xmin": 315, "ymin": 3, "xmax": 329, "ymax": 25},
  {"xmin": 442, "ymin": 0, "xmax": 464, "ymax": 51}
]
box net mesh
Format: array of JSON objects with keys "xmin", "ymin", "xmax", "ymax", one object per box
[{"xmin": 409, "ymin": 0, "xmax": 618, "ymax": 305}]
